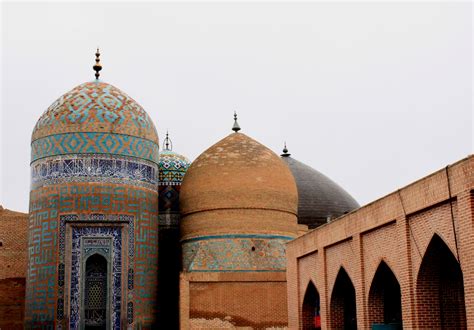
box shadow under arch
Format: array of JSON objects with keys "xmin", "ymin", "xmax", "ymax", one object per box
[
  {"xmin": 368, "ymin": 260, "xmax": 402, "ymax": 329},
  {"xmin": 84, "ymin": 253, "xmax": 108, "ymax": 329},
  {"xmin": 302, "ymin": 280, "xmax": 321, "ymax": 330},
  {"xmin": 416, "ymin": 234, "xmax": 466, "ymax": 329},
  {"xmin": 330, "ymin": 267, "xmax": 357, "ymax": 330}
]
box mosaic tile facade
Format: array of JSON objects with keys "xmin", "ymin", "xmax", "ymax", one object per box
[
  {"xmin": 31, "ymin": 132, "xmax": 159, "ymax": 164},
  {"xmin": 182, "ymin": 234, "xmax": 292, "ymax": 272},
  {"xmin": 31, "ymin": 155, "xmax": 158, "ymax": 191},
  {"xmin": 32, "ymin": 81, "xmax": 158, "ymax": 142},
  {"xmin": 56, "ymin": 214, "xmax": 135, "ymax": 329},
  {"xmin": 26, "ymin": 183, "xmax": 158, "ymax": 328},
  {"xmin": 27, "ymin": 78, "xmax": 160, "ymax": 328},
  {"xmin": 70, "ymin": 226, "xmax": 121, "ymax": 330}
]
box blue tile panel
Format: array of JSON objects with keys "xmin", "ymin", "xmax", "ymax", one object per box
[
  {"xmin": 70, "ymin": 226, "xmax": 122, "ymax": 330},
  {"xmin": 31, "ymin": 132, "xmax": 160, "ymax": 164},
  {"xmin": 182, "ymin": 234, "xmax": 293, "ymax": 272},
  {"xmin": 31, "ymin": 154, "xmax": 158, "ymax": 191},
  {"xmin": 57, "ymin": 214, "xmax": 135, "ymax": 329}
]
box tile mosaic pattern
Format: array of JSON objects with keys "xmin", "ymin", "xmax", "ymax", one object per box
[
  {"xmin": 31, "ymin": 155, "xmax": 158, "ymax": 191},
  {"xmin": 70, "ymin": 226, "xmax": 121, "ymax": 330},
  {"xmin": 27, "ymin": 79, "xmax": 159, "ymax": 329},
  {"xmin": 158, "ymin": 150, "xmax": 189, "ymax": 213},
  {"xmin": 31, "ymin": 132, "xmax": 159, "ymax": 164},
  {"xmin": 57, "ymin": 214, "xmax": 135, "ymax": 330},
  {"xmin": 26, "ymin": 184, "xmax": 158, "ymax": 328},
  {"xmin": 182, "ymin": 234, "xmax": 292, "ymax": 272},
  {"xmin": 158, "ymin": 150, "xmax": 190, "ymax": 185},
  {"xmin": 32, "ymin": 81, "xmax": 158, "ymax": 143}
]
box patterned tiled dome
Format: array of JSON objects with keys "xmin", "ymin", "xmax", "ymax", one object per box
[
  {"xmin": 32, "ymin": 81, "xmax": 158, "ymax": 142},
  {"xmin": 31, "ymin": 81, "xmax": 159, "ymax": 166},
  {"xmin": 158, "ymin": 150, "xmax": 191, "ymax": 184}
]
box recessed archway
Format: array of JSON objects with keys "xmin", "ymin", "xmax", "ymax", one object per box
[
  {"xmin": 368, "ymin": 261, "xmax": 402, "ymax": 328},
  {"xmin": 302, "ymin": 281, "xmax": 320, "ymax": 330},
  {"xmin": 84, "ymin": 253, "xmax": 108, "ymax": 330},
  {"xmin": 416, "ymin": 234, "xmax": 466, "ymax": 329},
  {"xmin": 330, "ymin": 267, "xmax": 357, "ymax": 330}
]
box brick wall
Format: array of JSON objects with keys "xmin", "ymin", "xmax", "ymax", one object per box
[
  {"xmin": 180, "ymin": 272, "xmax": 288, "ymax": 329},
  {"xmin": 0, "ymin": 206, "xmax": 28, "ymax": 329},
  {"xmin": 287, "ymin": 155, "xmax": 473, "ymax": 329}
]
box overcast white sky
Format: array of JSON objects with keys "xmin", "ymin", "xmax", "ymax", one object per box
[{"xmin": 1, "ymin": 2, "xmax": 472, "ymax": 212}]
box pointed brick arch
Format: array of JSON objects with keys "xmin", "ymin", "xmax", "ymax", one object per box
[
  {"xmin": 330, "ymin": 267, "xmax": 357, "ymax": 330},
  {"xmin": 368, "ymin": 260, "xmax": 401, "ymax": 327},
  {"xmin": 302, "ymin": 281, "xmax": 320, "ymax": 330},
  {"xmin": 416, "ymin": 234, "xmax": 466, "ymax": 329}
]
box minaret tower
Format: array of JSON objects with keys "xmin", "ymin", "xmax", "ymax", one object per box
[{"xmin": 157, "ymin": 131, "xmax": 190, "ymax": 328}]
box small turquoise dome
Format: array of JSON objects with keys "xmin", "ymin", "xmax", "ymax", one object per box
[
  {"xmin": 158, "ymin": 150, "xmax": 191, "ymax": 184},
  {"xmin": 158, "ymin": 133, "xmax": 190, "ymax": 213}
]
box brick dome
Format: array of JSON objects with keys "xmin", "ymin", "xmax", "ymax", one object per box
[
  {"xmin": 281, "ymin": 153, "xmax": 359, "ymax": 228},
  {"xmin": 180, "ymin": 132, "xmax": 298, "ymax": 240},
  {"xmin": 180, "ymin": 132, "xmax": 298, "ymax": 272},
  {"xmin": 31, "ymin": 81, "xmax": 159, "ymax": 159}
]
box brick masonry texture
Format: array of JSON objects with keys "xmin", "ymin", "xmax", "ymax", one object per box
[
  {"xmin": 180, "ymin": 272, "xmax": 288, "ymax": 329},
  {"xmin": 31, "ymin": 81, "xmax": 158, "ymax": 143},
  {"xmin": 0, "ymin": 206, "xmax": 28, "ymax": 329},
  {"xmin": 179, "ymin": 132, "xmax": 299, "ymax": 327},
  {"xmin": 287, "ymin": 155, "xmax": 473, "ymax": 329}
]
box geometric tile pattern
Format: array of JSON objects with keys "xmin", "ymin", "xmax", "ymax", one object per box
[
  {"xmin": 182, "ymin": 234, "xmax": 292, "ymax": 272},
  {"xmin": 31, "ymin": 154, "xmax": 158, "ymax": 191},
  {"xmin": 32, "ymin": 81, "xmax": 158, "ymax": 143},
  {"xmin": 70, "ymin": 226, "xmax": 121, "ymax": 330},
  {"xmin": 158, "ymin": 150, "xmax": 190, "ymax": 185},
  {"xmin": 57, "ymin": 214, "xmax": 135, "ymax": 330},
  {"xmin": 158, "ymin": 150, "xmax": 189, "ymax": 215},
  {"xmin": 31, "ymin": 132, "xmax": 160, "ymax": 164},
  {"xmin": 26, "ymin": 183, "xmax": 158, "ymax": 329},
  {"xmin": 28, "ymin": 78, "xmax": 159, "ymax": 329}
]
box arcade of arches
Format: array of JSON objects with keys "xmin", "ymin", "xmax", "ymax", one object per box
[{"xmin": 287, "ymin": 156, "xmax": 473, "ymax": 329}]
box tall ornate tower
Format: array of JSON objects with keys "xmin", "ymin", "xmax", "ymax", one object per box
[
  {"xmin": 157, "ymin": 132, "xmax": 190, "ymax": 327},
  {"xmin": 26, "ymin": 51, "xmax": 160, "ymax": 329}
]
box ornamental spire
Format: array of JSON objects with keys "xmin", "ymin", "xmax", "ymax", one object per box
[
  {"xmin": 93, "ymin": 48, "xmax": 102, "ymax": 80},
  {"xmin": 163, "ymin": 130, "xmax": 173, "ymax": 151},
  {"xmin": 232, "ymin": 111, "xmax": 241, "ymax": 132},
  {"xmin": 281, "ymin": 142, "xmax": 291, "ymax": 157}
]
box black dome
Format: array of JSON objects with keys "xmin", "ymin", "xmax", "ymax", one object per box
[{"xmin": 281, "ymin": 154, "xmax": 359, "ymax": 229}]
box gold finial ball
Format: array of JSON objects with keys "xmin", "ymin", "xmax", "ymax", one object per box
[{"xmin": 93, "ymin": 48, "xmax": 102, "ymax": 80}]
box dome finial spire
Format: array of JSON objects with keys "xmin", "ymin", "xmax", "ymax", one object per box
[
  {"xmin": 281, "ymin": 142, "xmax": 291, "ymax": 157},
  {"xmin": 93, "ymin": 47, "xmax": 102, "ymax": 80},
  {"xmin": 163, "ymin": 130, "xmax": 173, "ymax": 151},
  {"xmin": 232, "ymin": 111, "xmax": 241, "ymax": 132}
]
